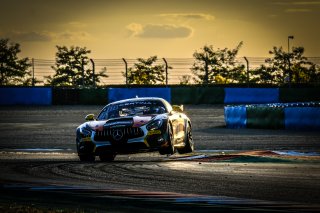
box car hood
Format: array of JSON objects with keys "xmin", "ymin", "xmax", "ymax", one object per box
[{"xmin": 81, "ymin": 114, "xmax": 167, "ymax": 131}]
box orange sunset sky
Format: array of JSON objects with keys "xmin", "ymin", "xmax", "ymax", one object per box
[{"xmin": 1, "ymin": 0, "xmax": 319, "ymax": 59}]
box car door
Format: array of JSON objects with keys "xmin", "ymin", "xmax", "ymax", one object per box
[{"xmin": 170, "ymin": 111, "xmax": 185, "ymax": 145}]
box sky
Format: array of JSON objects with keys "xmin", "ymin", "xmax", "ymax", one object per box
[{"xmin": 1, "ymin": 0, "xmax": 319, "ymax": 59}]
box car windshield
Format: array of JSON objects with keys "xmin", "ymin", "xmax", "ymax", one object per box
[{"xmin": 98, "ymin": 100, "xmax": 167, "ymax": 120}]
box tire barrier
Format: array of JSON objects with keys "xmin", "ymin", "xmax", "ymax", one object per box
[
  {"xmin": 247, "ymin": 106, "xmax": 284, "ymax": 129},
  {"xmin": 108, "ymin": 87, "xmax": 171, "ymax": 103},
  {"xmin": 224, "ymin": 105, "xmax": 247, "ymax": 128},
  {"xmin": 285, "ymin": 106, "xmax": 320, "ymax": 130},
  {"xmin": 0, "ymin": 87, "xmax": 52, "ymax": 105},
  {"xmin": 224, "ymin": 88, "xmax": 279, "ymax": 104},
  {"xmin": 225, "ymin": 102, "xmax": 320, "ymax": 130}
]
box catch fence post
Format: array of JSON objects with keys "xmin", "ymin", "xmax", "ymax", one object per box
[
  {"xmin": 32, "ymin": 58, "xmax": 35, "ymax": 86},
  {"xmin": 163, "ymin": 58, "xmax": 168, "ymax": 86},
  {"xmin": 244, "ymin": 57, "xmax": 249, "ymax": 87},
  {"xmin": 90, "ymin": 59, "xmax": 95, "ymax": 88},
  {"xmin": 82, "ymin": 59, "xmax": 85, "ymax": 87},
  {"xmin": 122, "ymin": 58, "xmax": 128, "ymax": 85}
]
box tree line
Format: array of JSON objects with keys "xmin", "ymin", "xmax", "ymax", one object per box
[{"xmin": 1, "ymin": 38, "xmax": 319, "ymax": 87}]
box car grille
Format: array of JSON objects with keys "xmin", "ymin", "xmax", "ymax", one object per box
[{"xmin": 94, "ymin": 127, "xmax": 144, "ymax": 141}]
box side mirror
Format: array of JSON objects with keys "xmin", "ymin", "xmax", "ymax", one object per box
[
  {"xmin": 85, "ymin": 114, "xmax": 95, "ymax": 121},
  {"xmin": 172, "ymin": 105, "xmax": 184, "ymax": 113}
]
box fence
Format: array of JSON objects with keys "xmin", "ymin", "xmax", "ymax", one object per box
[{"xmin": 31, "ymin": 57, "xmax": 320, "ymax": 86}]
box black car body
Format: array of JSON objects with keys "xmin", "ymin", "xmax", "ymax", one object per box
[{"xmin": 76, "ymin": 97, "xmax": 193, "ymax": 161}]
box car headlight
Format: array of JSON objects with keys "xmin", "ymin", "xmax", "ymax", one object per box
[
  {"xmin": 146, "ymin": 119, "xmax": 163, "ymax": 131},
  {"xmin": 80, "ymin": 124, "xmax": 93, "ymax": 137}
]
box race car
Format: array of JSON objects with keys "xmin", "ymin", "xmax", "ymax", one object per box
[{"xmin": 76, "ymin": 97, "xmax": 193, "ymax": 162}]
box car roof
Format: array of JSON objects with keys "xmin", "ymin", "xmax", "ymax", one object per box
[
  {"xmin": 104, "ymin": 97, "xmax": 172, "ymax": 112},
  {"xmin": 109, "ymin": 97, "xmax": 168, "ymax": 105}
]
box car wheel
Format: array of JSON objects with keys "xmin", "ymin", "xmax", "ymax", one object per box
[
  {"xmin": 99, "ymin": 153, "xmax": 116, "ymax": 162},
  {"xmin": 177, "ymin": 122, "xmax": 194, "ymax": 154},
  {"xmin": 159, "ymin": 123, "xmax": 175, "ymax": 155},
  {"xmin": 79, "ymin": 154, "xmax": 95, "ymax": 162}
]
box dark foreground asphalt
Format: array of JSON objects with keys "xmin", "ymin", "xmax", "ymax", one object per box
[{"xmin": 0, "ymin": 105, "xmax": 320, "ymax": 212}]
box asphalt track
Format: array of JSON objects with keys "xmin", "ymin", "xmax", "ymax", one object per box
[{"xmin": 0, "ymin": 105, "xmax": 320, "ymax": 212}]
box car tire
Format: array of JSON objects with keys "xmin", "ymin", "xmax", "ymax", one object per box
[
  {"xmin": 159, "ymin": 123, "xmax": 175, "ymax": 155},
  {"xmin": 99, "ymin": 153, "xmax": 116, "ymax": 162},
  {"xmin": 79, "ymin": 154, "xmax": 95, "ymax": 162},
  {"xmin": 177, "ymin": 122, "xmax": 194, "ymax": 154}
]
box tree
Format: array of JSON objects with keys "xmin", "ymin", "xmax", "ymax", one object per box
[
  {"xmin": 289, "ymin": 47, "xmax": 319, "ymax": 83},
  {"xmin": 46, "ymin": 45, "xmax": 107, "ymax": 87},
  {"xmin": 126, "ymin": 56, "xmax": 169, "ymax": 85},
  {"xmin": 179, "ymin": 75, "xmax": 192, "ymax": 85},
  {"xmin": 254, "ymin": 46, "xmax": 320, "ymax": 84},
  {"xmin": 0, "ymin": 38, "xmax": 32, "ymax": 86},
  {"xmin": 191, "ymin": 42, "xmax": 245, "ymax": 84}
]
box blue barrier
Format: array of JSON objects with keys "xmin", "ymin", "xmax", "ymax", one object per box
[
  {"xmin": 225, "ymin": 103, "xmax": 320, "ymax": 130},
  {"xmin": 224, "ymin": 88, "xmax": 279, "ymax": 104},
  {"xmin": 0, "ymin": 87, "xmax": 52, "ymax": 105},
  {"xmin": 108, "ymin": 88, "xmax": 171, "ymax": 103},
  {"xmin": 285, "ymin": 107, "xmax": 320, "ymax": 130},
  {"xmin": 224, "ymin": 105, "xmax": 247, "ymax": 128}
]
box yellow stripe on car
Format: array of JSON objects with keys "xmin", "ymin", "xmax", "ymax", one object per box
[
  {"xmin": 80, "ymin": 137, "xmax": 92, "ymax": 142},
  {"xmin": 147, "ymin": 130, "xmax": 162, "ymax": 136}
]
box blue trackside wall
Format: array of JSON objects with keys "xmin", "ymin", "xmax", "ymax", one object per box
[
  {"xmin": 284, "ymin": 107, "xmax": 320, "ymax": 130},
  {"xmin": 0, "ymin": 87, "xmax": 52, "ymax": 105},
  {"xmin": 224, "ymin": 88, "xmax": 279, "ymax": 104},
  {"xmin": 1, "ymin": 87, "xmax": 319, "ymax": 106},
  {"xmin": 224, "ymin": 105, "xmax": 247, "ymax": 128},
  {"xmin": 108, "ymin": 88, "xmax": 171, "ymax": 103}
]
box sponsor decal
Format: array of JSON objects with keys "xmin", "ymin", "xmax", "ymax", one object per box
[
  {"xmin": 144, "ymin": 138, "xmax": 150, "ymax": 148},
  {"xmin": 133, "ymin": 116, "xmax": 152, "ymax": 127},
  {"xmin": 147, "ymin": 130, "xmax": 162, "ymax": 136},
  {"xmin": 93, "ymin": 125, "xmax": 103, "ymax": 131},
  {"xmin": 87, "ymin": 121, "xmax": 105, "ymax": 131},
  {"xmin": 104, "ymin": 120, "xmax": 132, "ymax": 127},
  {"xmin": 118, "ymin": 101, "xmax": 154, "ymax": 107},
  {"xmin": 80, "ymin": 137, "xmax": 92, "ymax": 142}
]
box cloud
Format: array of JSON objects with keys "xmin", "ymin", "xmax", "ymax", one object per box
[
  {"xmin": 126, "ymin": 23, "xmax": 193, "ymax": 38},
  {"xmin": 126, "ymin": 23, "xmax": 144, "ymax": 37},
  {"xmin": 273, "ymin": 1, "xmax": 320, "ymax": 5},
  {"xmin": 268, "ymin": 14, "xmax": 279, "ymax": 18},
  {"xmin": 159, "ymin": 13, "xmax": 215, "ymax": 21},
  {"xmin": 4, "ymin": 31, "xmax": 53, "ymax": 42},
  {"xmin": 285, "ymin": 8, "xmax": 312, "ymax": 12},
  {"xmin": 272, "ymin": 1, "xmax": 318, "ymax": 13},
  {"xmin": 3, "ymin": 30, "xmax": 91, "ymax": 42},
  {"xmin": 58, "ymin": 31, "xmax": 91, "ymax": 41},
  {"xmin": 293, "ymin": 1, "xmax": 320, "ymax": 5},
  {"xmin": 66, "ymin": 21, "xmax": 88, "ymax": 29}
]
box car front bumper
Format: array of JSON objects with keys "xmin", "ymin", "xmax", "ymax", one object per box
[{"xmin": 77, "ymin": 125, "xmax": 168, "ymax": 156}]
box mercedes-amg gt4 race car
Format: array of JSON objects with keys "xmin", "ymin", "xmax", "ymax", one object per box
[{"xmin": 76, "ymin": 97, "xmax": 193, "ymax": 161}]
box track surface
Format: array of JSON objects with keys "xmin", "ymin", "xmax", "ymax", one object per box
[{"xmin": 0, "ymin": 105, "xmax": 320, "ymax": 212}]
